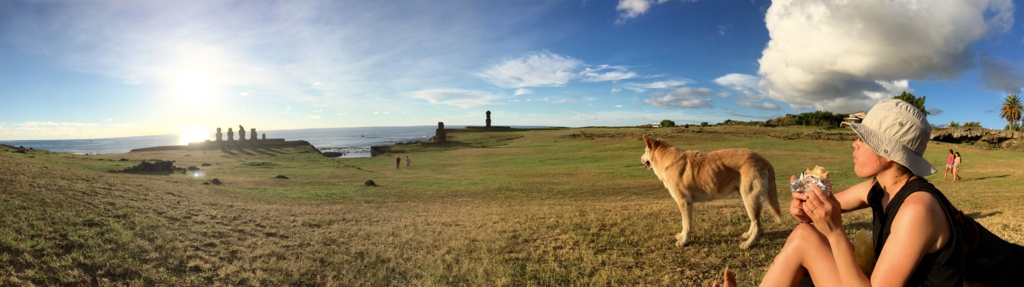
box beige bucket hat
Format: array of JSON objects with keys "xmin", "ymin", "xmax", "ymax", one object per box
[{"xmin": 841, "ymin": 99, "xmax": 936, "ymax": 176}]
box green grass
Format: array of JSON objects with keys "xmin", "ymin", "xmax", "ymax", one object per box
[{"xmin": 1, "ymin": 126, "xmax": 1022, "ymax": 286}]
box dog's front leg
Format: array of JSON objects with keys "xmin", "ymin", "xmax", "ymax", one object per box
[{"xmin": 674, "ymin": 199, "xmax": 693, "ymax": 247}]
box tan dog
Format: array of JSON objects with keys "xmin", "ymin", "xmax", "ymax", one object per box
[{"xmin": 641, "ymin": 135, "xmax": 781, "ymax": 249}]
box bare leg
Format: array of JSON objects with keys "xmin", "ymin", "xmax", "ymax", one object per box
[{"xmin": 760, "ymin": 224, "xmax": 842, "ymax": 287}]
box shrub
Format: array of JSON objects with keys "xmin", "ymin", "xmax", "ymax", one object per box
[
  {"xmin": 660, "ymin": 119, "xmax": 676, "ymax": 128},
  {"xmin": 948, "ymin": 121, "xmax": 960, "ymax": 128},
  {"xmin": 963, "ymin": 121, "xmax": 981, "ymax": 128},
  {"xmin": 700, "ymin": 122, "xmax": 709, "ymax": 127}
]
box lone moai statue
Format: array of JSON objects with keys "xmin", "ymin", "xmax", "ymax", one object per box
[
  {"xmin": 227, "ymin": 128, "xmax": 234, "ymax": 141},
  {"xmin": 250, "ymin": 128, "xmax": 257, "ymax": 141},
  {"xmin": 216, "ymin": 128, "xmax": 223, "ymax": 141},
  {"xmin": 261, "ymin": 133, "xmax": 266, "ymax": 140},
  {"xmin": 436, "ymin": 122, "xmax": 447, "ymax": 143},
  {"xmin": 486, "ymin": 110, "xmax": 491, "ymax": 127},
  {"xmin": 238, "ymin": 125, "xmax": 246, "ymax": 141}
]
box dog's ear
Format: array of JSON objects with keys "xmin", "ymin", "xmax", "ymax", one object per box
[{"xmin": 643, "ymin": 135, "xmax": 653, "ymax": 149}]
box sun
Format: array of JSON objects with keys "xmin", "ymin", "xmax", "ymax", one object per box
[
  {"xmin": 176, "ymin": 68, "xmax": 216, "ymax": 106},
  {"xmin": 178, "ymin": 126, "xmax": 211, "ymax": 145}
]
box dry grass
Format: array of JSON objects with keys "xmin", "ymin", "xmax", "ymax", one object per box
[{"xmin": 2, "ymin": 126, "xmax": 1023, "ymax": 286}]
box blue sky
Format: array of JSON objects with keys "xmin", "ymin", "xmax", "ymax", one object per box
[{"xmin": 1, "ymin": 0, "xmax": 1023, "ymax": 140}]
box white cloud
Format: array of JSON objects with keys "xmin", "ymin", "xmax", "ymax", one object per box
[
  {"xmin": 106, "ymin": 118, "xmax": 112, "ymax": 121},
  {"xmin": 412, "ymin": 88, "xmax": 505, "ymax": 108},
  {"xmin": 645, "ymin": 87, "xmax": 714, "ymax": 108},
  {"xmin": 616, "ymin": 0, "xmax": 672, "ymax": 24},
  {"xmin": 622, "ymin": 79, "xmax": 692, "ymax": 92},
  {"xmin": 610, "ymin": 87, "xmax": 622, "ymax": 93},
  {"xmin": 615, "ymin": 104, "xmax": 623, "ymax": 108},
  {"xmin": 286, "ymin": 107, "xmax": 292, "ymax": 110},
  {"xmin": 580, "ymin": 65, "xmax": 637, "ymax": 82},
  {"xmin": 715, "ymin": 74, "xmax": 761, "ymax": 90},
  {"xmin": 736, "ymin": 101, "xmax": 781, "ymax": 110},
  {"xmin": 718, "ymin": 25, "xmax": 732, "ymax": 36},
  {"xmin": 758, "ymin": 0, "xmax": 1015, "ymax": 113},
  {"xmin": 514, "ymin": 88, "xmax": 532, "ymax": 96},
  {"xmin": 314, "ymin": 109, "xmax": 323, "ymax": 112},
  {"xmin": 476, "ymin": 51, "xmax": 583, "ymax": 88},
  {"xmin": 312, "ymin": 82, "xmax": 322, "ymax": 86},
  {"xmin": 239, "ymin": 91, "xmax": 250, "ymax": 97},
  {"xmin": 305, "ymin": 115, "xmax": 321, "ymax": 120}
]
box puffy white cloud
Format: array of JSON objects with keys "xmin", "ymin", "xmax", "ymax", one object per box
[
  {"xmin": 412, "ymin": 88, "xmax": 504, "ymax": 108},
  {"xmin": 580, "ymin": 65, "xmax": 637, "ymax": 82},
  {"xmin": 622, "ymin": 79, "xmax": 692, "ymax": 92},
  {"xmin": 645, "ymin": 87, "xmax": 714, "ymax": 108},
  {"xmin": 758, "ymin": 0, "xmax": 1015, "ymax": 113},
  {"xmin": 979, "ymin": 53, "xmax": 1024, "ymax": 94},
  {"xmin": 514, "ymin": 88, "xmax": 532, "ymax": 96},
  {"xmin": 476, "ymin": 51, "xmax": 583, "ymax": 88},
  {"xmin": 715, "ymin": 73, "xmax": 761, "ymax": 90},
  {"xmin": 610, "ymin": 87, "xmax": 622, "ymax": 93}
]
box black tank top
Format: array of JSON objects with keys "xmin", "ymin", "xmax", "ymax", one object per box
[{"xmin": 868, "ymin": 177, "xmax": 964, "ymax": 286}]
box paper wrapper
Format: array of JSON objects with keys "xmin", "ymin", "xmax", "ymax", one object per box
[
  {"xmin": 853, "ymin": 229, "xmax": 876, "ymax": 276},
  {"xmin": 790, "ymin": 165, "xmax": 832, "ymax": 196}
]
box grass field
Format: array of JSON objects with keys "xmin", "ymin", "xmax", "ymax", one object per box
[{"xmin": 2, "ymin": 126, "xmax": 1023, "ymax": 286}]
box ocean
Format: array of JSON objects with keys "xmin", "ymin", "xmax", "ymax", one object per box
[{"xmin": 0, "ymin": 126, "xmax": 470, "ymax": 158}]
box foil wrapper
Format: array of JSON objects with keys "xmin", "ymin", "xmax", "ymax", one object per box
[{"xmin": 790, "ymin": 170, "xmax": 832, "ymax": 196}]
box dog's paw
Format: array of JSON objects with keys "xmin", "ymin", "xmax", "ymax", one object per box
[
  {"xmin": 740, "ymin": 240, "xmax": 755, "ymax": 250},
  {"xmin": 741, "ymin": 230, "xmax": 751, "ymax": 239},
  {"xmin": 674, "ymin": 233, "xmax": 689, "ymax": 247}
]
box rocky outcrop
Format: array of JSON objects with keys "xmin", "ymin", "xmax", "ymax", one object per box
[
  {"xmin": 930, "ymin": 127, "xmax": 1022, "ymax": 144},
  {"xmin": 120, "ymin": 160, "xmax": 176, "ymax": 174}
]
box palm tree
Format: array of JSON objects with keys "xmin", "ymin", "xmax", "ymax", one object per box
[{"xmin": 1001, "ymin": 94, "xmax": 1023, "ymax": 131}]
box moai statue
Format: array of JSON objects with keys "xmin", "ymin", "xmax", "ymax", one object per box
[
  {"xmin": 215, "ymin": 128, "xmax": 223, "ymax": 141},
  {"xmin": 238, "ymin": 125, "xmax": 246, "ymax": 141},
  {"xmin": 227, "ymin": 128, "xmax": 234, "ymax": 141},
  {"xmin": 250, "ymin": 128, "xmax": 257, "ymax": 141},
  {"xmin": 261, "ymin": 133, "xmax": 266, "ymax": 140},
  {"xmin": 436, "ymin": 122, "xmax": 447, "ymax": 143},
  {"xmin": 486, "ymin": 110, "xmax": 491, "ymax": 127}
]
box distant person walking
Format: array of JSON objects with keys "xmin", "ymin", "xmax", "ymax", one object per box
[
  {"xmin": 944, "ymin": 149, "xmax": 955, "ymax": 180},
  {"xmin": 952, "ymin": 152, "xmax": 962, "ymax": 182},
  {"xmin": 405, "ymin": 156, "xmax": 411, "ymax": 168},
  {"xmin": 396, "ymin": 156, "xmax": 401, "ymax": 170}
]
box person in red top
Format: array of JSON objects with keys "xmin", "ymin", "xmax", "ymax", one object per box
[
  {"xmin": 396, "ymin": 156, "xmax": 401, "ymax": 170},
  {"xmin": 944, "ymin": 149, "xmax": 955, "ymax": 180}
]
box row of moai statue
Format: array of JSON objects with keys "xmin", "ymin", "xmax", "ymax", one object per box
[{"xmin": 214, "ymin": 125, "xmax": 266, "ymax": 141}]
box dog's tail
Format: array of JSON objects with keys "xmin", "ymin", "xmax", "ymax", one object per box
[{"xmin": 766, "ymin": 164, "xmax": 783, "ymax": 222}]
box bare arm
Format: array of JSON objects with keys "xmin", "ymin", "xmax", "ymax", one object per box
[
  {"xmin": 867, "ymin": 192, "xmax": 950, "ymax": 286},
  {"xmin": 834, "ymin": 179, "xmax": 874, "ymax": 212},
  {"xmin": 790, "ymin": 179, "xmax": 873, "ymax": 223}
]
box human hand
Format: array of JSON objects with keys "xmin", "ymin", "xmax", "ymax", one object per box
[
  {"xmin": 802, "ymin": 183, "xmax": 843, "ymax": 237},
  {"xmin": 790, "ymin": 192, "xmax": 811, "ymax": 223}
]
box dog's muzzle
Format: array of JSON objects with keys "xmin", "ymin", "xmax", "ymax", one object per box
[{"xmin": 644, "ymin": 161, "xmax": 651, "ymax": 170}]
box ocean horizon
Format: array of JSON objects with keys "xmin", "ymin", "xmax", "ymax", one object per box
[{"xmin": 0, "ymin": 125, "xmax": 547, "ymax": 157}]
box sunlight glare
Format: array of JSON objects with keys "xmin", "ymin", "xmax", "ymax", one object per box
[
  {"xmin": 176, "ymin": 68, "xmax": 216, "ymax": 106},
  {"xmin": 179, "ymin": 126, "xmax": 211, "ymax": 145}
]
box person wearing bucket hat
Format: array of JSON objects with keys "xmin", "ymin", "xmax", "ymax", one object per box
[{"xmin": 755, "ymin": 99, "xmax": 969, "ymax": 286}]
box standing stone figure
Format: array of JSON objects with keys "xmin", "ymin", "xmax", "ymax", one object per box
[
  {"xmin": 435, "ymin": 122, "xmax": 447, "ymax": 143},
  {"xmin": 250, "ymin": 128, "xmax": 257, "ymax": 141},
  {"xmin": 262, "ymin": 133, "xmax": 266, "ymax": 140},
  {"xmin": 227, "ymin": 128, "xmax": 234, "ymax": 141},
  {"xmin": 216, "ymin": 128, "xmax": 223, "ymax": 141},
  {"xmin": 486, "ymin": 110, "xmax": 491, "ymax": 127},
  {"xmin": 238, "ymin": 125, "xmax": 246, "ymax": 141}
]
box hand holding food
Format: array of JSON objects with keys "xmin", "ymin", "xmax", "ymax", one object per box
[{"xmin": 790, "ymin": 165, "xmax": 832, "ymax": 196}]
